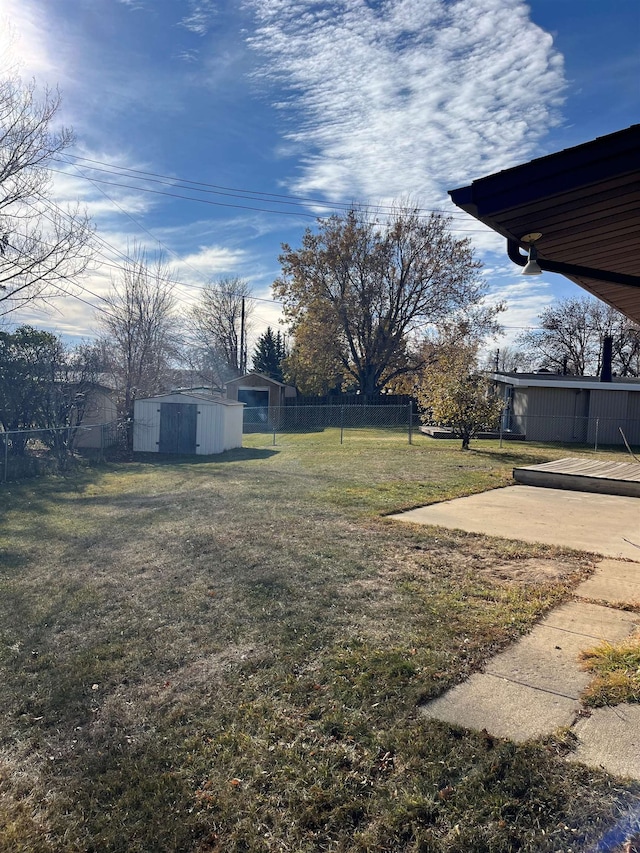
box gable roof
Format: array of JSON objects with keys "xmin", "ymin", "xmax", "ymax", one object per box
[
  {"xmin": 225, "ymin": 372, "xmax": 291, "ymax": 389},
  {"xmin": 449, "ymin": 125, "xmax": 640, "ymax": 323}
]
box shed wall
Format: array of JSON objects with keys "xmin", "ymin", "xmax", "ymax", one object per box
[
  {"xmin": 133, "ymin": 399, "xmax": 161, "ymax": 452},
  {"xmin": 133, "ymin": 395, "xmax": 243, "ymax": 454}
]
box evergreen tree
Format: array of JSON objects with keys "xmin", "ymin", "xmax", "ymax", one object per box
[{"xmin": 252, "ymin": 327, "xmax": 287, "ymax": 382}]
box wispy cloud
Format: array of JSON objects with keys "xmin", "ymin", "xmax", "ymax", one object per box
[
  {"xmin": 116, "ymin": 0, "xmax": 146, "ymax": 9},
  {"xmin": 246, "ymin": 0, "xmax": 565, "ymax": 202},
  {"xmin": 487, "ymin": 277, "xmax": 553, "ymax": 344},
  {"xmin": 179, "ymin": 0, "xmax": 217, "ymax": 36}
]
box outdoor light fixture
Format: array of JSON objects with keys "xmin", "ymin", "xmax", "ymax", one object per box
[{"xmin": 520, "ymin": 232, "xmax": 543, "ymax": 276}]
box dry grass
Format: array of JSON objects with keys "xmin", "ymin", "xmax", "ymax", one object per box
[
  {"xmin": 580, "ymin": 631, "xmax": 640, "ymax": 706},
  {"xmin": 1, "ymin": 431, "xmax": 639, "ymax": 851}
]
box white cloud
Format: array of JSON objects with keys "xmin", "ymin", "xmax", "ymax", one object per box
[
  {"xmin": 179, "ymin": 1, "xmax": 217, "ymax": 36},
  {"xmin": 246, "ymin": 0, "xmax": 566, "ymax": 203},
  {"xmin": 487, "ymin": 276, "xmax": 554, "ymax": 345},
  {"xmin": 175, "ymin": 245, "xmax": 248, "ymax": 279},
  {"xmin": 0, "ymin": 0, "xmax": 56, "ymax": 78}
]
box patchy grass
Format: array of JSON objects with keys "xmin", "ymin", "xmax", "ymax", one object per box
[
  {"xmin": 0, "ymin": 432, "xmax": 638, "ymax": 851},
  {"xmin": 580, "ymin": 631, "xmax": 640, "ymax": 707}
]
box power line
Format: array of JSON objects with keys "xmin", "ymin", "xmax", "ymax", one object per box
[
  {"xmin": 60, "ymin": 153, "xmax": 466, "ymax": 218},
  {"xmin": 49, "ymin": 168, "xmax": 321, "ymax": 219},
  {"xmin": 0, "ymin": 239, "xmax": 119, "ymax": 320},
  {"xmin": 61, "ymin": 158, "xmax": 213, "ymax": 286},
  {"xmin": 25, "ymin": 196, "xmax": 287, "ymax": 308},
  {"xmin": 54, "ymin": 155, "xmax": 494, "ymax": 230}
]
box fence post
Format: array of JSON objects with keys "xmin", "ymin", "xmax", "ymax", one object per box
[
  {"xmin": 594, "ymin": 418, "xmax": 599, "ymax": 454},
  {"xmin": 408, "ymin": 402, "xmax": 413, "ymax": 445},
  {"xmin": 340, "ymin": 406, "xmax": 344, "ymax": 445},
  {"xmin": 3, "ymin": 432, "xmax": 7, "ymax": 484}
]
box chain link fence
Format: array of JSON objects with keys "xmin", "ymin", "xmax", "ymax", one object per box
[
  {"xmin": 1, "ymin": 421, "xmax": 125, "ymax": 483},
  {"xmin": 4, "ymin": 409, "xmax": 638, "ymax": 481},
  {"xmin": 498, "ymin": 414, "xmax": 640, "ymax": 453},
  {"xmin": 243, "ymin": 404, "xmax": 416, "ymax": 444},
  {"xmin": 242, "ymin": 403, "xmax": 640, "ymax": 456}
]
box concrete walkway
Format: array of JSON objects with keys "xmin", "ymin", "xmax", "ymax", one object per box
[
  {"xmin": 421, "ymin": 559, "xmax": 640, "ymax": 778},
  {"xmin": 390, "ymin": 488, "xmax": 640, "ymax": 778}
]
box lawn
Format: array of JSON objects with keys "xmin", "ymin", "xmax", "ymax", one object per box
[{"xmin": 1, "ymin": 431, "xmax": 638, "ymax": 852}]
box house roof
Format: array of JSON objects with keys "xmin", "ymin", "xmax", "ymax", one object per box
[
  {"xmin": 492, "ymin": 371, "xmax": 640, "ymax": 392},
  {"xmin": 449, "ymin": 125, "xmax": 640, "ymax": 323},
  {"xmin": 225, "ymin": 372, "xmax": 292, "ymax": 389}
]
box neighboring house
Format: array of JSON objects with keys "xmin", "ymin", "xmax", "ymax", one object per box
[
  {"xmin": 493, "ymin": 372, "xmax": 640, "ymax": 445},
  {"xmin": 224, "ymin": 373, "xmax": 296, "ymax": 426},
  {"xmin": 133, "ymin": 391, "xmax": 244, "ymax": 455},
  {"xmin": 73, "ymin": 383, "xmax": 118, "ymax": 450}
]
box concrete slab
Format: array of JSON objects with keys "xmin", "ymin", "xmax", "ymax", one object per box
[
  {"xmin": 391, "ymin": 485, "xmax": 640, "ymax": 560},
  {"xmin": 421, "ymin": 673, "xmax": 578, "ymax": 742},
  {"xmin": 571, "ymin": 705, "xmax": 640, "ymax": 779},
  {"xmin": 575, "ymin": 559, "xmax": 640, "ymax": 605},
  {"xmin": 484, "ymin": 626, "xmax": 594, "ymax": 699},
  {"xmin": 541, "ymin": 600, "xmax": 638, "ymax": 642}
]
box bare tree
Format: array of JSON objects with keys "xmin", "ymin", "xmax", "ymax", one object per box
[
  {"xmin": 0, "ymin": 74, "xmax": 93, "ymax": 315},
  {"xmin": 482, "ymin": 345, "xmax": 535, "ymax": 373},
  {"xmin": 518, "ymin": 297, "xmax": 640, "ymax": 376},
  {"xmin": 187, "ymin": 277, "xmax": 254, "ymax": 382},
  {"xmin": 98, "ymin": 245, "xmax": 179, "ymax": 433}
]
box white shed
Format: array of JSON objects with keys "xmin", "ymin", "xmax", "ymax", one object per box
[{"xmin": 133, "ymin": 392, "xmax": 244, "ymax": 455}]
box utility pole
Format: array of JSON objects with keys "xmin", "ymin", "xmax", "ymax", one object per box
[{"xmin": 239, "ymin": 297, "xmax": 246, "ymax": 375}]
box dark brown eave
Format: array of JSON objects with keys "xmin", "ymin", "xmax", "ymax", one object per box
[{"xmin": 449, "ymin": 125, "xmax": 640, "ymax": 323}]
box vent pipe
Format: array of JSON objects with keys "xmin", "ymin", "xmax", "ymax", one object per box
[{"xmin": 600, "ymin": 336, "xmax": 613, "ymax": 382}]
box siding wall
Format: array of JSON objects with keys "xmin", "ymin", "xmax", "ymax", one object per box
[
  {"xmin": 498, "ymin": 380, "xmax": 640, "ymax": 444},
  {"xmin": 588, "ymin": 390, "xmax": 628, "ymax": 444},
  {"xmin": 76, "ymin": 389, "xmax": 118, "ymax": 448},
  {"xmin": 133, "ymin": 399, "xmax": 161, "ymax": 452}
]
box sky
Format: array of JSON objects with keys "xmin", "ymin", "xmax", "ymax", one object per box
[{"xmin": 1, "ymin": 0, "xmax": 639, "ymax": 356}]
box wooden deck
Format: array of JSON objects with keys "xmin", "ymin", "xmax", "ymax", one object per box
[{"xmin": 513, "ymin": 457, "xmax": 640, "ymax": 497}]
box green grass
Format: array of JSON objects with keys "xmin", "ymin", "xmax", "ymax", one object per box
[{"xmin": 0, "ymin": 431, "xmax": 639, "ymax": 851}]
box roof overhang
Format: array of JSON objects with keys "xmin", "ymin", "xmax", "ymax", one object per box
[
  {"xmin": 492, "ymin": 372, "xmax": 640, "ymax": 392},
  {"xmin": 449, "ymin": 125, "xmax": 640, "ymax": 323}
]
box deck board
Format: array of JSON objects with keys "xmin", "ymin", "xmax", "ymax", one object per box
[{"xmin": 513, "ymin": 457, "xmax": 640, "ymax": 497}]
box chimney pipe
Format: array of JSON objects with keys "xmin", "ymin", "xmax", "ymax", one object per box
[{"xmin": 600, "ymin": 336, "xmax": 613, "ymax": 382}]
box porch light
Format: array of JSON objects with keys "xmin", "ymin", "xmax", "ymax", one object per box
[
  {"xmin": 522, "ymin": 244, "xmax": 542, "ymax": 275},
  {"xmin": 520, "ymin": 233, "xmax": 543, "ymax": 276}
]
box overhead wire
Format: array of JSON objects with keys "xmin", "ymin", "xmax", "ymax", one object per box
[
  {"xmin": 61, "ymin": 158, "xmax": 215, "ymax": 286},
  {"xmin": 54, "ymin": 154, "xmax": 496, "ymax": 230},
  {"xmin": 58, "ymin": 154, "xmax": 458, "ymax": 217},
  {"xmin": 9, "ymin": 154, "xmax": 506, "ymax": 326},
  {"xmin": 23, "ymin": 196, "xmax": 287, "ymax": 308}
]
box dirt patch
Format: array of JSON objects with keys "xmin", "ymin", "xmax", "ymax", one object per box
[{"xmin": 477, "ymin": 558, "xmax": 585, "ymax": 585}]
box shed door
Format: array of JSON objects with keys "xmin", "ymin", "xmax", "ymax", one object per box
[{"xmin": 158, "ymin": 403, "xmax": 197, "ymax": 453}]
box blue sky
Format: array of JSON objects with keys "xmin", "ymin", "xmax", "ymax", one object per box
[{"xmin": 1, "ymin": 0, "xmax": 639, "ymax": 353}]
